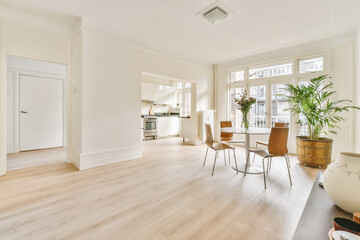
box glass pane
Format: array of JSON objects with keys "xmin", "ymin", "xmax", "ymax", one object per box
[
  {"xmin": 229, "ymin": 70, "xmax": 245, "ymax": 82},
  {"xmin": 146, "ymin": 122, "xmax": 156, "ymax": 130},
  {"xmin": 177, "ymin": 92, "xmax": 182, "ymax": 105},
  {"xmin": 299, "ymin": 114, "xmax": 308, "ymax": 136},
  {"xmin": 271, "ymin": 84, "xmax": 290, "ymax": 127},
  {"xmin": 298, "ymin": 81, "xmax": 309, "ymax": 135},
  {"xmin": 249, "ymin": 63, "xmax": 292, "ymax": 79},
  {"xmin": 299, "ymin": 57, "xmax": 323, "ymax": 73},
  {"xmin": 183, "ymin": 92, "xmax": 191, "ymax": 116},
  {"xmin": 229, "ymin": 87, "xmax": 245, "ymax": 128},
  {"xmin": 176, "ymin": 82, "xmax": 183, "ymax": 89},
  {"xmin": 184, "ymin": 82, "xmax": 191, "ymax": 88},
  {"xmin": 250, "ymin": 85, "xmax": 266, "ymax": 128}
]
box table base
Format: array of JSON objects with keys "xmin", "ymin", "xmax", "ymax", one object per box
[{"xmin": 232, "ymin": 163, "xmax": 264, "ymax": 174}]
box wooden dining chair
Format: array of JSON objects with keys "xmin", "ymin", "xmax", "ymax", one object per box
[
  {"xmin": 247, "ymin": 127, "xmax": 292, "ymax": 189},
  {"xmin": 220, "ymin": 121, "xmax": 245, "ymax": 163},
  {"xmin": 253, "ymin": 122, "xmax": 288, "ymax": 164},
  {"xmin": 203, "ymin": 124, "xmax": 239, "ymax": 176}
]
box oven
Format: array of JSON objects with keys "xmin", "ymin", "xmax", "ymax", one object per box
[{"xmin": 144, "ymin": 116, "xmax": 158, "ymax": 140}]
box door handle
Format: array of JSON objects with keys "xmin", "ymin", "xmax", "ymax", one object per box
[{"xmin": 21, "ymin": 111, "xmax": 28, "ymax": 114}]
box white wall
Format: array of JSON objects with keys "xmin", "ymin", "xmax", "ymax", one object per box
[
  {"xmin": 77, "ymin": 30, "xmax": 214, "ymax": 169},
  {"xmin": 356, "ymin": 27, "xmax": 360, "ymax": 153},
  {"xmin": 215, "ymin": 34, "xmax": 358, "ymax": 157},
  {"xmin": 0, "ymin": 19, "xmax": 72, "ymax": 175},
  {"xmin": 7, "ymin": 55, "xmax": 67, "ymax": 153},
  {"xmin": 69, "ymin": 30, "xmax": 83, "ymax": 168},
  {"xmin": 328, "ymin": 43, "xmax": 356, "ymax": 156}
]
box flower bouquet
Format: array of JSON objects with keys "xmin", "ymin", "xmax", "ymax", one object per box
[{"xmin": 234, "ymin": 90, "xmax": 256, "ymax": 129}]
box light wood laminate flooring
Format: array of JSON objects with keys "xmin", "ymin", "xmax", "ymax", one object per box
[
  {"xmin": 0, "ymin": 138, "xmax": 318, "ymax": 240},
  {"xmin": 7, "ymin": 147, "xmax": 66, "ymax": 170}
]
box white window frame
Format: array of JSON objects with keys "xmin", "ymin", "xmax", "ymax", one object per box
[{"xmin": 226, "ymin": 51, "xmax": 328, "ymax": 145}]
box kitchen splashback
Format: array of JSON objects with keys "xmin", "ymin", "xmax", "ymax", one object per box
[{"xmin": 141, "ymin": 101, "xmax": 172, "ymax": 115}]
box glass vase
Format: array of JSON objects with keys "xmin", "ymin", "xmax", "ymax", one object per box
[{"xmin": 241, "ymin": 111, "xmax": 249, "ymax": 129}]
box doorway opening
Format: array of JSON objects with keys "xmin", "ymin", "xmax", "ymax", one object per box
[
  {"xmin": 6, "ymin": 55, "xmax": 67, "ymax": 170},
  {"xmin": 140, "ymin": 72, "xmax": 198, "ymax": 145}
]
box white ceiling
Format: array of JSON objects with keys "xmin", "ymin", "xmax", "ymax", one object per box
[{"xmin": 1, "ymin": 0, "xmax": 360, "ymax": 65}]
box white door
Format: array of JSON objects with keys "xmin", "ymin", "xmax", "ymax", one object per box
[{"xmin": 19, "ymin": 75, "xmax": 63, "ymax": 151}]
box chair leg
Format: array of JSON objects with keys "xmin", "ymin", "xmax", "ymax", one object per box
[
  {"xmin": 269, "ymin": 157, "xmax": 272, "ymax": 171},
  {"xmin": 233, "ymin": 149, "xmax": 238, "ymax": 174},
  {"xmin": 212, "ymin": 151, "xmax": 218, "ymax": 176},
  {"xmin": 285, "ymin": 155, "xmax": 292, "ymax": 185},
  {"xmin": 203, "ymin": 146, "xmax": 209, "ymax": 167},
  {"xmin": 266, "ymin": 158, "xmax": 270, "ymax": 174},
  {"xmin": 286, "ymin": 154, "xmax": 291, "ymax": 168},
  {"xmin": 223, "ymin": 150, "xmax": 227, "ymax": 165},
  {"xmin": 244, "ymin": 150, "xmax": 250, "ymax": 176},
  {"xmin": 228, "ymin": 142, "xmax": 231, "ymax": 165},
  {"xmin": 253, "ymin": 143, "xmax": 258, "ymax": 162},
  {"xmin": 262, "ymin": 157, "xmax": 267, "ymax": 189}
]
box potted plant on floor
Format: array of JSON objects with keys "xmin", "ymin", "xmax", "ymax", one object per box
[{"xmin": 281, "ymin": 75, "xmax": 360, "ymax": 168}]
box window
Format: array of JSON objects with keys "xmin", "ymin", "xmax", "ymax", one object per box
[
  {"xmin": 176, "ymin": 82, "xmax": 183, "ymax": 89},
  {"xmin": 184, "ymin": 92, "xmax": 191, "ymax": 116},
  {"xmin": 249, "ymin": 63, "xmax": 292, "ymax": 79},
  {"xmin": 299, "ymin": 57, "xmax": 323, "ymax": 73},
  {"xmin": 250, "ymin": 85, "xmax": 267, "ymax": 128},
  {"xmin": 227, "ymin": 53, "xmax": 326, "ymax": 138},
  {"xmin": 298, "ymin": 81, "xmax": 309, "ymax": 135},
  {"xmin": 177, "ymin": 92, "xmax": 182, "ymax": 105},
  {"xmin": 229, "ymin": 70, "xmax": 245, "ymax": 82},
  {"xmin": 271, "ymin": 84, "xmax": 290, "ymax": 126},
  {"xmin": 184, "ymin": 82, "xmax": 191, "ymax": 88},
  {"xmin": 229, "ymin": 87, "xmax": 245, "ymax": 128}
]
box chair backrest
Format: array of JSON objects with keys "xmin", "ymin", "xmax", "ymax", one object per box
[
  {"xmin": 204, "ymin": 124, "xmax": 214, "ymax": 147},
  {"xmin": 274, "ymin": 122, "xmax": 287, "ymax": 127},
  {"xmin": 220, "ymin": 121, "xmax": 233, "ymax": 139},
  {"xmin": 268, "ymin": 127, "xmax": 289, "ymax": 156}
]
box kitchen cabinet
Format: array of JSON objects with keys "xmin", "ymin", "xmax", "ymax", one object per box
[
  {"xmin": 154, "ymin": 85, "xmax": 175, "ymax": 105},
  {"xmin": 157, "ymin": 117, "xmax": 180, "ymax": 137},
  {"xmin": 142, "ymin": 81, "xmax": 176, "ymax": 105},
  {"xmin": 141, "ymin": 83, "xmax": 155, "ymax": 101}
]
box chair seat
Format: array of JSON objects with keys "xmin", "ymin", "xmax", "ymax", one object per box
[
  {"xmin": 256, "ymin": 140, "xmax": 268, "ymax": 146},
  {"xmin": 221, "ymin": 138, "xmax": 245, "ymax": 144},
  {"xmin": 220, "ymin": 138, "xmax": 233, "ymax": 142},
  {"xmin": 211, "ymin": 143, "xmax": 234, "ymax": 150},
  {"xmin": 249, "ymin": 149, "xmax": 273, "ymax": 158},
  {"xmin": 229, "ymin": 140, "xmax": 245, "ymax": 144}
]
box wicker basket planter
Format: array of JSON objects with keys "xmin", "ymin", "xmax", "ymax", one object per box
[{"xmin": 296, "ymin": 136, "xmax": 333, "ymax": 168}]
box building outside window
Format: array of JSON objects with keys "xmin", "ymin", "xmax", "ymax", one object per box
[
  {"xmin": 299, "ymin": 57, "xmax": 323, "ymax": 73},
  {"xmin": 249, "ymin": 63, "xmax": 293, "ymax": 80}
]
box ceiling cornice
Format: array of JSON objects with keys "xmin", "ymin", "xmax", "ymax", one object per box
[
  {"xmin": 217, "ymin": 31, "xmax": 356, "ymax": 70},
  {"xmin": 81, "ymin": 18, "xmax": 213, "ymax": 70},
  {"xmin": 0, "ymin": 5, "xmax": 78, "ymax": 37}
]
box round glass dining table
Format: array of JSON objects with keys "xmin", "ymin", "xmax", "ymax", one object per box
[{"xmin": 220, "ymin": 127, "xmax": 271, "ymax": 174}]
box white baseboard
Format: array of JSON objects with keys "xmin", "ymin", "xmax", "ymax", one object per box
[{"xmin": 79, "ymin": 145, "xmax": 142, "ymax": 170}]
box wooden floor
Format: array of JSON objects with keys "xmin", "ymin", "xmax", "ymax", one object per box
[
  {"xmin": 7, "ymin": 147, "xmax": 66, "ymax": 170},
  {"xmin": 0, "ymin": 138, "xmax": 318, "ymax": 240}
]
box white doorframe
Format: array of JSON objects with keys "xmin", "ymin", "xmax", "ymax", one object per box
[
  {"xmin": 12, "ymin": 69, "xmax": 66, "ymax": 153},
  {"xmin": 0, "ymin": 51, "xmax": 70, "ymax": 175}
]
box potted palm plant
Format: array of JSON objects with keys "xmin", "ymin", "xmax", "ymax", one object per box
[{"xmin": 281, "ymin": 75, "xmax": 360, "ymax": 168}]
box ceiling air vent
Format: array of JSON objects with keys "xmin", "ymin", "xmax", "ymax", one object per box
[{"xmin": 202, "ymin": 7, "xmax": 228, "ymax": 24}]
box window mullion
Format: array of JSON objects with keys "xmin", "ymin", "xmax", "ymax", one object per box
[{"xmin": 266, "ymin": 80, "xmax": 272, "ymax": 128}]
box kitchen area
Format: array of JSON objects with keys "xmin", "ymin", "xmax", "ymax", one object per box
[{"xmin": 140, "ymin": 72, "xmax": 193, "ymax": 142}]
